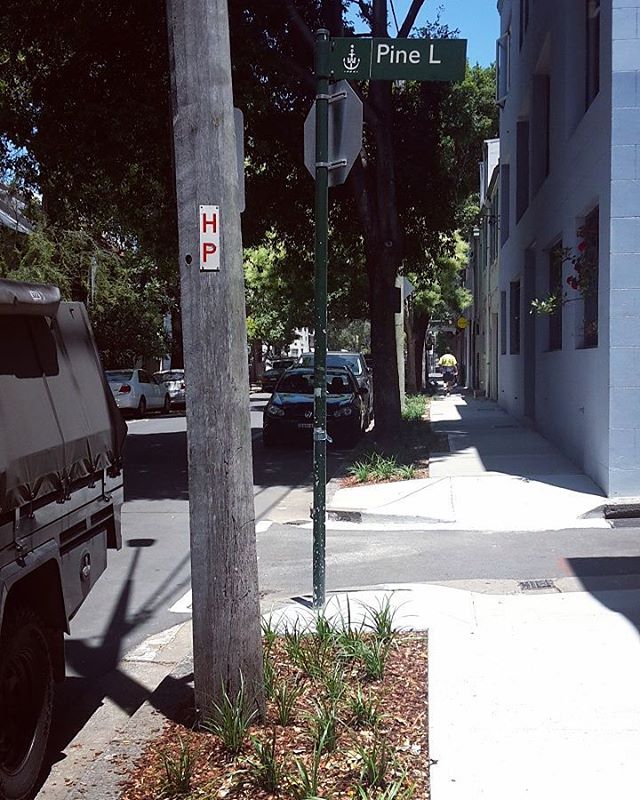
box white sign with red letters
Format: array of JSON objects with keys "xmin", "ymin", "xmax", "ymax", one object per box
[{"xmin": 199, "ymin": 205, "xmax": 220, "ymax": 272}]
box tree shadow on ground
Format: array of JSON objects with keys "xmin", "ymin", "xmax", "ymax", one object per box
[{"xmin": 42, "ymin": 542, "xmax": 191, "ymax": 789}]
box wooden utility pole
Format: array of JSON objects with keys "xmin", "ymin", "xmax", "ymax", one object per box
[{"xmin": 165, "ymin": 0, "xmax": 263, "ymax": 718}]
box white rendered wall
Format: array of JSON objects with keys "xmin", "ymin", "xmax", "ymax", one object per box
[
  {"xmin": 498, "ymin": 1, "xmax": 613, "ymax": 491},
  {"xmin": 608, "ymin": 1, "xmax": 640, "ymax": 495}
]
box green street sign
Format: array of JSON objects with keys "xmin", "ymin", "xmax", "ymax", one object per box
[{"xmin": 329, "ymin": 37, "xmax": 467, "ymax": 82}]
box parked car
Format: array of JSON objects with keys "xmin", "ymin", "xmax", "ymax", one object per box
[
  {"xmin": 154, "ymin": 369, "xmax": 186, "ymax": 409},
  {"xmin": 261, "ymin": 358, "xmax": 296, "ymax": 393},
  {"xmin": 263, "ymin": 366, "xmax": 367, "ymax": 447},
  {"xmin": 105, "ymin": 369, "xmax": 171, "ymax": 416},
  {"xmin": 297, "ymin": 351, "xmax": 373, "ymax": 425}
]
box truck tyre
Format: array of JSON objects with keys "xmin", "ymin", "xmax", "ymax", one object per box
[{"xmin": 0, "ymin": 605, "xmax": 54, "ymax": 800}]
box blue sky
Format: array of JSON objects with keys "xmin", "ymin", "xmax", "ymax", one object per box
[{"xmin": 351, "ymin": 1, "xmax": 500, "ymax": 66}]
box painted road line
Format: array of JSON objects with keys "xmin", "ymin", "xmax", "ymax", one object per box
[{"xmin": 169, "ymin": 590, "xmax": 192, "ymax": 614}]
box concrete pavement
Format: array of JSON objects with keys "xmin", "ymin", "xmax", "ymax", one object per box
[
  {"xmin": 329, "ymin": 393, "xmax": 611, "ymax": 529},
  {"xmin": 272, "ymin": 583, "xmax": 640, "ymax": 800},
  {"xmin": 45, "ymin": 393, "xmax": 640, "ymax": 798},
  {"xmin": 58, "ymin": 580, "xmax": 640, "ymax": 800}
]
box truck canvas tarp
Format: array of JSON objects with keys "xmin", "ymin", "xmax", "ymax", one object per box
[{"xmin": 0, "ymin": 278, "xmax": 126, "ymax": 514}]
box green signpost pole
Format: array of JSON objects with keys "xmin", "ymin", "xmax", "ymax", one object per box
[{"xmin": 312, "ymin": 29, "xmax": 330, "ymax": 609}]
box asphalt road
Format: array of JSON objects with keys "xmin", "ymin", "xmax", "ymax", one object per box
[
  {"xmin": 62, "ymin": 394, "xmax": 309, "ymax": 675},
  {"xmin": 44, "ymin": 397, "xmax": 640, "ymax": 775}
]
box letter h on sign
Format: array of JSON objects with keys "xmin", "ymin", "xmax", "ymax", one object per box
[{"xmin": 199, "ymin": 205, "xmax": 221, "ymax": 272}]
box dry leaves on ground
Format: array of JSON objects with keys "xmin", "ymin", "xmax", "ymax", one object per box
[{"xmin": 120, "ymin": 631, "xmax": 428, "ymax": 799}]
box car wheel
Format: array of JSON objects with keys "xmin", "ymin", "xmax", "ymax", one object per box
[
  {"xmin": 163, "ymin": 394, "xmax": 171, "ymax": 414},
  {"xmin": 137, "ymin": 397, "xmax": 147, "ymax": 418},
  {"xmin": 0, "ymin": 605, "xmax": 55, "ymax": 800}
]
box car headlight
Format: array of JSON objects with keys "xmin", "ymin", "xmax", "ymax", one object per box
[
  {"xmin": 333, "ymin": 405, "xmax": 353, "ymax": 418},
  {"xmin": 267, "ymin": 404, "xmax": 285, "ymax": 417}
]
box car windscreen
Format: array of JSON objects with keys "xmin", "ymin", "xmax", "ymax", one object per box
[
  {"xmin": 277, "ymin": 373, "xmax": 314, "ymax": 394},
  {"xmin": 106, "ymin": 370, "xmax": 133, "ymax": 382},
  {"xmin": 277, "ymin": 372, "xmax": 353, "ymax": 395},
  {"xmin": 326, "ymin": 373, "xmax": 354, "ymax": 394},
  {"xmin": 328, "ymin": 355, "xmax": 362, "ymax": 375},
  {"xmin": 299, "ymin": 354, "xmax": 362, "ymax": 375}
]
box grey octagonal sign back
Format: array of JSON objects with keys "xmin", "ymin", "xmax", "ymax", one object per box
[{"xmin": 304, "ymin": 80, "xmax": 363, "ymax": 188}]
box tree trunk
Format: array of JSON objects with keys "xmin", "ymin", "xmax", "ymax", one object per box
[
  {"xmin": 345, "ymin": 2, "xmax": 403, "ymax": 437},
  {"xmin": 369, "ymin": 260, "xmax": 402, "ymax": 437},
  {"xmin": 413, "ymin": 312, "xmax": 429, "ymax": 393},
  {"xmin": 250, "ymin": 339, "xmax": 263, "ymax": 382},
  {"xmin": 405, "ymin": 299, "xmax": 417, "ymax": 394},
  {"xmin": 166, "ymin": 0, "xmax": 263, "ymax": 720}
]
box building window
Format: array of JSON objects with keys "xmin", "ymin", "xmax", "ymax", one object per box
[
  {"xmin": 489, "ymin": 199, "xmax": 499, "ymax": 264},
  {"xmin": 548, "ymin": 242, "xmax": 563, "ymax": 351},
  {"xmin": 519, "ymin": 0, "xmax": 530, "ymax": 49},
  {"xmin": 542, "ymin": 77, "xmax": 551, "ymax": 177},
  {"xmin": 510, "ymin": 281, "xmax": 521, "ymax": 355},
  {"xmin": 586, "ymin": 0, "xmax": 600, "ymax": 108},
  {"xmin": 500, "ymin": 291, "xmax": 507, "ymax": 354},
  {"xmin": 516, "ymin": 119, "xmax": 530, "ymax": 221},
  {"xmin": 500, "ymin": 164, "xmax": 510, "ymax": 246},
  {"xmin": 496, "ymin": 29, "xmax": 511, "ymax": 105},
  {"xmin": 581, "ymin": 207, "xmax": 599, "ymax": 347}
]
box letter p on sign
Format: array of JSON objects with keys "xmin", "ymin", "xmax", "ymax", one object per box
[{"xmin": 199, "ymin": 205, "xmax": 221, "ymax": 272}]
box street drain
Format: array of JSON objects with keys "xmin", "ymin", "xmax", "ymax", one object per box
[{"xmin": 519, "ymin": 579, "xmax": 557, "ymax": 592}]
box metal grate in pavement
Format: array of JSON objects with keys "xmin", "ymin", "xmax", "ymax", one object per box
[{"xmin": 518, "ymin": 579, "xmax": 557, "ymax": 591}]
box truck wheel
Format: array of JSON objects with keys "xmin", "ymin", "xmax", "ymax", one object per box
[{"xmin": 0, "ymin": 606, "xmax": 54, "ymax": 800}]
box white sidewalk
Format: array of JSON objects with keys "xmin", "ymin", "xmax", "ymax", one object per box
[
  {"xmin": 329, "ymin": 394, "xmax": 609, "ymax": 529},
  {"xmin": 273, "ymin": 583, "xmax": 640, "ymax": 800}
]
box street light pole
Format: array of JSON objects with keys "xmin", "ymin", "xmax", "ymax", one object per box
[{"xmin": 312, "ymin": 29, "xmax": 330, "ymax": 609}]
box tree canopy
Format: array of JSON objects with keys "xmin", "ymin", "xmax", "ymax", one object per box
[
  {"xmin": 0, "ymin": 223, "xmax": 170, "ymax": 367},
  {"xmin": 0, "ymin": 0, "xmax": 497, "ymax": 431}
]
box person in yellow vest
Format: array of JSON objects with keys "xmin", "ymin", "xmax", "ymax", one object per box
[{"xmin": 438, "ymin": 350, "xmax": 458, "ymax": 395}]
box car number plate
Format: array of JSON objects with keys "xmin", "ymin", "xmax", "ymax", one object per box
[{"xmin": 297, "ymin": 423, "xmax": 313, "ymax": 429}]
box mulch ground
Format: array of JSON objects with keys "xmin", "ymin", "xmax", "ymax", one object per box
[
  {"xmin": 339, "ymin": 399, "xmax": 449, "ymax": 488},
  {"xmin": 120, "ymin": 633, "xmax": 428, "ymax": 799}
]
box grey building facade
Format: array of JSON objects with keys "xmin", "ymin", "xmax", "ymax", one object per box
[{"xmin": 497, "ymin": 0, "xmax": 640, "ymax": 496}]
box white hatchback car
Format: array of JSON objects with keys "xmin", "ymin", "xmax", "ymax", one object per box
[{"xmin": 105, "ymin": 369, "xmax": 171, "ymax": 416}]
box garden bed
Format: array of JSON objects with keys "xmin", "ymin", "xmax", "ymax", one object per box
[
  {"xmin": 120, "ymin": 603, "xmax": 428, "ymax": 799},
  {"xmin": 342, "ymin": 395, "xmax": 448, "ymax": 486}
]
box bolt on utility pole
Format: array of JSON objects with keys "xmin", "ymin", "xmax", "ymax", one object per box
[
  {"xmin": 165, "ymin": 0, "xmax": 263, "ymax": 718},
  {"xmin": 311, "ymin": 29, "xmax": 330, "ymax": 609}
]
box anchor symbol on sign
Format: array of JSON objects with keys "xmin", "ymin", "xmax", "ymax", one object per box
[{"xmin": 343, "ymin": 43, "xmax": 360, "ymax": 72}]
